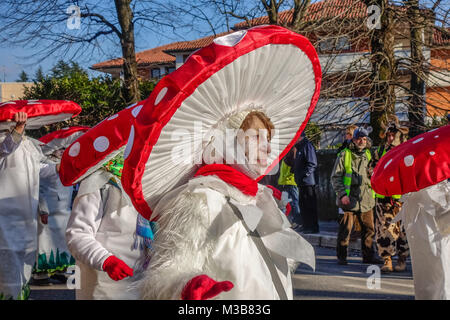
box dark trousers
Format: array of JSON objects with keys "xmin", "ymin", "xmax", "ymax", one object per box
[
  {"xmin": 337, "ymin": 210, "xmax": 376, "ymax": 260},
  {"xmin": 298, "ymin": 185, "xmax": 319, "ymax": 231}
]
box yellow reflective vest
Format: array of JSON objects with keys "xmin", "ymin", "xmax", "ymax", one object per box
[
  {"xmin": 374, "ymin": 146, "xmax": 401, "ymax": 200},
  {"xmin": 278, "ymin": 160, "xmax": 297, "ymax": 186},
  {"xmin": 341, "ymin": 148, "xmax": 374, "ymax": 198}
]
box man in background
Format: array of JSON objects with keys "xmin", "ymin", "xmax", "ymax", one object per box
[
  {"xmin": 331, "ymin": 127, "xmax": 382, "ymax": 265},
  {"xmin": 293, "ymin": 132, "xmax": 319, "ymax": 234}
]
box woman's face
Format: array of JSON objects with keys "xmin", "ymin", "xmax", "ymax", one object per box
[{"xmin": 238, "ymin": 115, "xmax": 272, "ymax": 170}]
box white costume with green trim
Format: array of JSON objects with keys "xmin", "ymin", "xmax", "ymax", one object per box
[{"xmin": 36, "ymin": 167, "xmax": 75, "ymax": 274}]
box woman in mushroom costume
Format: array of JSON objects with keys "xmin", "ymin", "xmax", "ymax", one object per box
[
  {"xmin": 121, "ymin": 25, "xmax": 321, "ymax": 300},
  {"xmin": 60, "ymin": 101, "xmax": 149, "ymax": 300},
  {"xmin": 32, "ymin": 126, "xmax": 89, "ymax": 285},
  {"xmin": 371, "ymin": 124, "xmax": 450, "ymax": 299},
  {"xmin": 0, "ymin": 99, "xmax": 81, "ymax": 299}
]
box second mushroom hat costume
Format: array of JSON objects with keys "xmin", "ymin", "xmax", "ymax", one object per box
[
  {"xmin": 60, "ymin": 100, "xmax": 148, "ymax": 300},
  {"xmin": 121, "ymin": 25, "xmax": 322, "ymax": 299},
  {"xmin": 371, "ymin": 124, "xmax": 450, "ymax": 299}
]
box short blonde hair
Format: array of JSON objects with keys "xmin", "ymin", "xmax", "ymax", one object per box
[{"xmin": 239, "ymin": 111, "xmax": 275, "ymax": 140}]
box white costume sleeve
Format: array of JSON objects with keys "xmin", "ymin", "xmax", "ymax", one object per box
[
  {"xmin": 66, "ymin": 190, "xmax": 113, "ymax": 271},
  {"xmin": 0, "ymin": 130, "xmax": 23, "ymax": 158},
  {"xmin": 140, "ymin": 190, "xmax": 212, "ymax": 300}
]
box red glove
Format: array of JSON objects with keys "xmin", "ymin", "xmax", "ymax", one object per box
[
  {"xmin": 102, "ymin": 255, "xmax": 134, "ymax": 281},
  {"xmin": 181, "ymin": 275, "xmax": 233, "ymax": 300},
  {"xmin": 285, "ymin": 203, "xmax": 292, "ymax": 216}
]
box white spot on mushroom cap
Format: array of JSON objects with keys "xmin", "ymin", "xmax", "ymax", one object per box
[
  {"xmin": 123, "ymin": 125, "xmax": 135, "ymax": 160},
  {"xmin": 404, "ymin": 155, "xmax": 414, "ymax": 167},
  {"xmin": 434, "ymin": 135, "xmax": 439, "ymax": 138},
  {"xmin": 93, "ymin": 136, "xmax": 109, "ymax": 152},
  {"xmin": 213, "ymin": 30, "xmax": 247, "ymax": 47},
  {"xmin": 132, "ymin": 105, "xmax": 143, "ymax": 118},
  {"xmin": 107, "ymin": 114, "xmax": 119, "ymax": 121},
  {"xmin": 126, "ymin": 102, "xmax": 138, "ymax": 109},
  {"xmin": 384, "ymin": 159, "xmax": 393, "ymax": 169},
  {"xmin": 155, "ymin": 87, "xmax": 168, "ymax": 106},
  {"xmin": 68, "ymin": 142, "xmax": 80, "ymax": 157},
  {"xmin": 390, "ymin": 176, "xmax": 394, "ymax": 182},
  {"xmin": 412, "ymin": 137, "xmax": 424, "ymax": 144},
  {"xmin": 430, "ymin": 151, "xmax": 435, "ymax": 156}
]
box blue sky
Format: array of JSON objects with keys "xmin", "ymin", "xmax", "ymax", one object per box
[
  {"xmin": 0, "ymin": 1, "xmax": 239, "ymax": 82},
  {"xmin": 0, "ymin": 23, "xmax": 209, "ymax": 82}
]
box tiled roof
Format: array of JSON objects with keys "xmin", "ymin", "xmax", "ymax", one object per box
[
  {"xmin": 163, "ymin": 31, "xmax": 232, "ymax": 53},
  {"xmin": 233, "ymin": 0, "xmax": 368, "ymax": 29},
  {"xmin": 91, "ymin": 43, "xmax": 178, "ymax": 70},
  {"xmin": 92, "ymin": 32, "xmax": 231, "ymax": 70}
]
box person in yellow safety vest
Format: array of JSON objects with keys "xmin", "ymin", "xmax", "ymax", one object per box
[
  {"xmin": 331, "ymin": 127, "xmax": 383, "ymax": 266},
  {"xmin": 277, "ymin": 148, "xmax": 301, "ymax": 230},
  {"xmin": 373, "ymin": 116, "xmax": 410, "ymax": 273}
]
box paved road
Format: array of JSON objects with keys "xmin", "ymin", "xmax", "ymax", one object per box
[
  {"xmin": 29, "ymin": 246, "xmax": 415, "ymax": 300},
  {"xmin": 293, "ymin": 246, "xmax": 415, "ymax": 300}
]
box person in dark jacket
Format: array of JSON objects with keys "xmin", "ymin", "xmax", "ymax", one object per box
[{"xmin": 293, "ymin": 132, "xmax": 319, "ymax": 234}]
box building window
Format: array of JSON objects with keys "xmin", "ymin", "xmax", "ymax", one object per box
[
  {"xmin": 336, "ymin": 36, "xmax": 350, "ymax": 51},
  {"xmin": 318, "ymin": 36, "xmax": 350, "ymax": 53},
  {"xmin": 151, "ymin": 68, "xmax": 161, "ymax": 79},
  {"xmin": 183, "ymin": 54, "xmax": 189, "ymax": 62},
  {"xmin": 165, "ymin": 67, "xmax": 175, "ymax": 75}
]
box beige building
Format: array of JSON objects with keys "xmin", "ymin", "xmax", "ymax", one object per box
[{"xmin": 0, "ymin": 82, "xmax": 34, "ymax": 102}]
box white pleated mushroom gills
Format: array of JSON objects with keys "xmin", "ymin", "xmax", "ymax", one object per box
[
  {"xmin": 121, "ymin": 25, "xmax": 322, "ymax": 220},
  {"xmin": 59, "ymin": 100, "xmax": 146, "ymax": 186},
  {"xmin": 0, "ymin": 100, "xmax": 82, "ymax": 130},
  {"xmin": 371, "ymin": 124, "xmax": 450, "ymax": 196}
]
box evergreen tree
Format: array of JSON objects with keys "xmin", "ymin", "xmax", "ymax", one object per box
[
  {"xmin": 34, "ymin": 66, "xmax": 44, "ymax": 82},
  {"xmin": 17, "ymin": 70, "xmax": 29, "ymax": 82}
]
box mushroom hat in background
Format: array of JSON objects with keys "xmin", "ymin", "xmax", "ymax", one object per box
[
  {"xmin": 59, "ymin": 100, "xmax": 146, "ymax": 186},
  {"xmin": 0, "ymin": 100, "xmax": 82, "ymax": 130},
  {"xmin": 371, "ymin": 124, "xmax": 450, "ymax": 300},
  {"xmin": 39, "ymin": 126, "xmax": 90, "ymax": 156},
  {"xmin": 121, "ymin": 25, "xmax": 322, "ymax": 220},
  {"xmin": 371, "ymin": 124, "xmax": 450, "ymax": 197}
]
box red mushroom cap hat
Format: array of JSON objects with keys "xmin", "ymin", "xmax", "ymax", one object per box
[
  {"xmin": 121, "ymin": 25, "xmax": 322, "ymax": 220},
  {"xmin": 371, "ymin": 124, "xmax": 450, "ymax": 196},
  {"xmin": 59, "ymin": 100, "xmax": 146, "ymax": 186},
  {"xmin": 0, "ymin": 100, "xmax": 82, "ymax": 130},
  {"xmin": 39, "ymin": 126, "xmax": 90, "ymax": 155}
]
